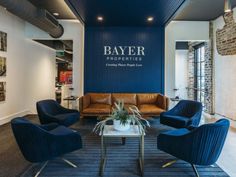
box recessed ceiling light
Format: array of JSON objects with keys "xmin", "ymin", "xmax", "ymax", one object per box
[
  {"xmin": 53, "ymin": 12, "xmax": 59, "ymax": 16},
  {"xmin": 97, "ymin": 16, "xmax": 103, "ymax": 21},
  {"xmin": 147, "ymin": 16, "xmax": 154, "ymax": 22}
]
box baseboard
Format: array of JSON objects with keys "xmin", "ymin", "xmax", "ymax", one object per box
[{"xmin": 0, "ymin": 110, "xmax": 31, "ymax": 125}]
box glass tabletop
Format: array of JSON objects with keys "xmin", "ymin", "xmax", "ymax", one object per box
[{"xmin": 100, "ymin": 125, "xmax": 145, "ymax": 137}]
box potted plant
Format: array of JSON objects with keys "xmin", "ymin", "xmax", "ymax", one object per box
[{"xmin": 93, "ymin": 100, "xmax": 150, "ymax": 133}]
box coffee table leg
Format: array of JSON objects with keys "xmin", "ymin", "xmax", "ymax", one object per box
[
  {"xmin": 139, "ymin": 135, "xmax": 144, "ymax": 177},
  {"xmin": 99, "ymin": 136, "xmax": 106, "ymax": 176},
  {"xmin": 121, "ymin": 137, "xmax": 126, "ymax": 145}
]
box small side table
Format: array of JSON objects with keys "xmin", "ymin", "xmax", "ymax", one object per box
[
  {"xmin": 170, "ymin": 97, "xmax": 181, "ymax": 108},
  {"xmin": 63, "ymin": 96, "xmax": 78, "ymax": 108},
  {"xmin": 99, "ymin": 125, "xmax": 145, "ymax": 177}
]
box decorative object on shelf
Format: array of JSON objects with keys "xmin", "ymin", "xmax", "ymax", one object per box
[
  {"xmin": 93, "ymin": 100, "xmax": 150, "ymax": 133},
  {"xmin": 0, "ymin": 31, "xmax": 7, "ymax": 52},
  {"xmin": 216, "ymin": 11, "xmax": 236, "ymax": 56},
  {"xmin": 224, "ymin": 0, "xmax": 232, "ymax": 13},
  {"xmin": 0, "ymin": 56, "xmax": 6, "ymax": 76},
  {"xmin": 0, "ymin": 82, "xmax": 6, "ymax": 102}
]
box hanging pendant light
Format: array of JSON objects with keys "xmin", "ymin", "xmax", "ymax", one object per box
[{"xmin": 224, "ymin": 0, "xmax": 232, "ymax": 13}]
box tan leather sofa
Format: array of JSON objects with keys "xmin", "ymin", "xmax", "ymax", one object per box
[{"xmin": 79, "ymin": 93, "xmax": 169, "ymax": 118}]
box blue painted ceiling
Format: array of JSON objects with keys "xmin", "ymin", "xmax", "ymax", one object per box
[{"xmin": 66, "ymin": 0, "xmax": 187, "ymax": 26}]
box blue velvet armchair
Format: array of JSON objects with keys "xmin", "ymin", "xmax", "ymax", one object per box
[
  {"xmin": 157, "ymin": 119, "xmax": 230, "ymax": 176},
  {"xmin": 11, "ymin": 117, "xmax": 82, "ymax": 177},
  {"xmin": 36, "ymin": 99, "xmax": 79, "ymax": 127},
  {"xmin": 160, "ymin": 100, "xmax": 202, "ymax": 128}
]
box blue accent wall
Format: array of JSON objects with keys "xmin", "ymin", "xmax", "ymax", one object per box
[{"xmin": 84, "ymin": 27, "xmax": 164, "ymax": 93}]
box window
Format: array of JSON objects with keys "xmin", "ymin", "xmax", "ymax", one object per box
[{"xmin": 194, "ymin": 43, "xmax": 205, "ymax": 106}]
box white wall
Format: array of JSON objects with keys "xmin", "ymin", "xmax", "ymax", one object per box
[
  {"xmin": 25, "ymin": 20, "xmax": 84, "ymax": 99},
  {"xmin": 213, "ymin": 8, "xmax": 236, "ymax": 120},
  {"xmin": 25, "ymin": 40, "xmax": 56, "ymax": 113},
  {"xmin": 165, "ymin": 21, "xmax": 209, "ymax": 98},
  {"xmin": 0, "ymin": 7, "xmax": 56, "ymax": 124},
  {"xmin": 175, "ymin": 50, "xmax": 188, "ymax": 99}
]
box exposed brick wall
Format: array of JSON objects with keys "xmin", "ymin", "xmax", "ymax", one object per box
[
  {"xmin": 204, "ymin": 42, "xmax": 213, "ymax": 114},
  {"xmin": 205, "ymin": 22, "xmax": 214, "ymax": 114},
  {"xmin": 187, "ymin": 40, "xmax": 213, "ymax": 114},
  {"xmin": 187, "ymin": 42, "xmax": 201, "ymax": 100},
  {"xmin": 216, "ymin": 12, "xmax": 236, "ymax": 55}
]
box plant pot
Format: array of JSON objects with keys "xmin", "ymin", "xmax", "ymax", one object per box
[{"xmin": 113, "ymin": 120, "xmax": 130, "ymax": 131}]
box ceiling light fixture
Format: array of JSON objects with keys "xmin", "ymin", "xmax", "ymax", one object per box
[
  {"xmin": 97, "ymin": 16, "xmax": 103, "ymax": 21},
  {"xmin": 53, "ymin": 12, "xmax": 60, "ymax": 16},
  {"xmin": 147, "ymin": 16, "xmax": 154, "ymax": 22},
  {"xmin": 224, "ymin": 0, "xmax": 232, "ymax": 13}
]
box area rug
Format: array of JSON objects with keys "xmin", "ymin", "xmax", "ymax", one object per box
[{"xmin": 21, "ymin": 118, "xmax": 229, "ymax": 177}]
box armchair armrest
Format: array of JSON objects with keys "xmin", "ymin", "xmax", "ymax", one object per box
[
  {"xmin": 156, "ymin": 94, "xmax": 169, "ymax": 110},
  {"xmin": 157, "ymin": 128, "xmax": 193, "ymax": 157},
  {"xmin": 48, "ymin": 131, "xmax": 82, "ymax": 155},
  {"xmin": 187, "ymin": 125, "xmax": 198, "ymax": 131},
  {"xmin": 159, "ymin": 128, "xmax": 190, "ymax": 137},
  {"xmin": 43, "ymin": 113, "xmax": 62, "ymax": 123},
  {"xmin": 187, "ymin": 110, "xmax": 202, "ymax": 127},
  {"xmin": 58, "ymin": 104, "xmax": 79, "ymax": 113},
  {"xmin": 39, "ymin": 123, "xmax": 59, "ymax": 131}
]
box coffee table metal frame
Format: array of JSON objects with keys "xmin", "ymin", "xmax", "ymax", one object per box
[{"xmin": 99, "ymin": 125, "xmax": 145, "ymax": 177}]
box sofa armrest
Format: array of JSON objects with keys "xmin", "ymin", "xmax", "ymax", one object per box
[
  {"xmin": 79, "ymin": 94, "xmax": 90, "ymax": 112},
  {"xmin": 166, "ymin": 97, "xmax": 170, "ymax": 110},
  {"xmin": 156, "ymin": 94, "xmax": 169, "ymax": 110}
]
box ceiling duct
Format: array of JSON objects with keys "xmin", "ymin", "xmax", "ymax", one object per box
[{"xmin": 0, "ymin": 0, "xmax": 64, "ymax": 38}]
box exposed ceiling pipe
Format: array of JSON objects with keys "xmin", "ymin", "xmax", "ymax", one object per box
[{"xmin": 0, "ymin": 0, "xmax": 64, "ymax": 38}]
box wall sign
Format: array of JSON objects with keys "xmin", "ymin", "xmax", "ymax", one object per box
[
  {"xmin": 84, "ymin": 27, "xmax": 164, "ymax": 93},
  {"xmin": 104, "ymin": 45, "xmax": 144, "ymax": 68}
]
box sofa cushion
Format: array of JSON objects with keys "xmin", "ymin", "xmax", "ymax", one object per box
[
  {"xmin": 112, "ymin": 104, "xmax": 136, "ymax": 114},
  {"xmin": 137, "ymin": 94, "xmax": 158, "ymax": 105},
  {"xmin": 83, "ymin": 104, "xmax": 111, "ymax": 114},
  {"xmin": 89, "ymin": 93, "xmax": 111, "ymax": 105},
  {"xmin": 138, "ymin": 104, "xmax": 165, "ymax": 114},
  {"xmin": 112, "ymin": 93, "xmax": 137, "ymax": 105}
]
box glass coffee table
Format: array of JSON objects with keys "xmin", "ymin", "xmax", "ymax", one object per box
[{"xmin": 99, "ymin": 125, "xmax": 145, "ymax": 177}]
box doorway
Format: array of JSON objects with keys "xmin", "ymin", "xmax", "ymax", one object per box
[
  {"xmin": 34, "ymin": 40, "xmax": 74, "ymax": 106},
  {"xmin": 175, "ymin": 41, "xmax": 212, "ymax": 113}
]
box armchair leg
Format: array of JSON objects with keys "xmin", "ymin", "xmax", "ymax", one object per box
[
  {"xmin": 62, "ymin": 158, "xmax": 77, "ymax": 168},
  {"xmin": 162, "ymin": 159, "xmax": 178, "ymax": 168},
  {"xmin": 191, "ymin": 164, "xmax": 200, "ymax": 177},
  {"xmin": 35, "ymin": 161, "xmax": 48, "ymax": 177}
]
